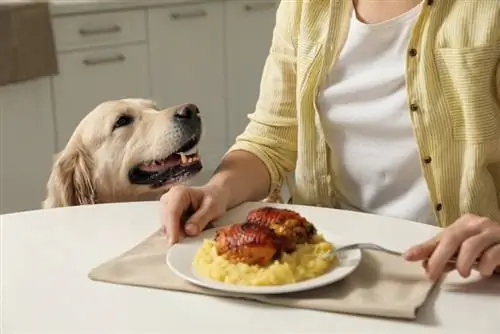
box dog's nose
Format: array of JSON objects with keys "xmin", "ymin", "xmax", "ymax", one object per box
[{"xmin": 174, "ymin": 104, "xmax": 200, "ymax": 120}]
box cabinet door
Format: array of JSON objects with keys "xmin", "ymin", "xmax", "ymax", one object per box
[
  {"xmin": 148, "ymin": 3, "xmax": 225, "ymax": 184},
  {"xmin": 225, "ymin": 1, "xmax": 278, "ymax": 144},
  {"xmin": 52, "ymin": 44, "xmax": 150, "ymax": 150},
  {"xmin": 0, "ymin": 78, "xmax": 56, "ymax": 213}
]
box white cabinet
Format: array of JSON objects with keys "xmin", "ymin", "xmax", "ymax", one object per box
[
  {"xmin": 0, "ymin": 1, "xmax": 280, "ymax": 213},
  {"xmin": 148, "ymin": 2, "xmax": 226, "ymax": 184},
  {"xmin": 52, "ymin": 10, "xmax": 147, "ymax": 52},
  {"xmin": 52, "ymin": 44, "xmax": 150, "ymax": 150},
  {"xmin": 0, "ymin": 78, "xmax": 56, "ymax": 214},
  {"xmin": 225, "ymin": 1, "xmax": 278, "ymax": 144}
]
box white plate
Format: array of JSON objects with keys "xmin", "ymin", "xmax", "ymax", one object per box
[{"xmin": 166, "ymin": 204, "xmax": 362, "ymax": 295}]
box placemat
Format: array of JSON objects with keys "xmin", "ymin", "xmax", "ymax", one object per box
[{"xmin": 89, "ymin": 229, "xmax": 436, "ymax": 319}]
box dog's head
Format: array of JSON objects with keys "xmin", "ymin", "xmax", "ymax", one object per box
[{"xmin": 43, "ymin": 98, "xmax": 203, "ymax": 208}]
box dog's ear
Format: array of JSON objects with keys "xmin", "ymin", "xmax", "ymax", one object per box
[{"xmin": 42, "ymin": 146, "xmax": 95, "ymax": 208}]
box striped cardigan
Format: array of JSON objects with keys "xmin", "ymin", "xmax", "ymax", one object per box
[{"xmin": 227, "ymin": 0, "xmax": 500, "ymax": 227}]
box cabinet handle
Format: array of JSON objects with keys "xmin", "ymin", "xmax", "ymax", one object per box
[
  {"xmin": 82, "ymin": 54, "xmax": 126, "ymax": 66},
  {"xmin": 79, "ymin": 24, "xmax": 121, "ymax": 36},
  {"xmin": 243, "ymin": 3, "xmax": 276, "ymax": 12},
  {"xmin": 170, "ymin": 9, "xmax": 207, "ymax": 20}
]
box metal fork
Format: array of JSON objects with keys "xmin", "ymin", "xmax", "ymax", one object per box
[{"xmin": 327, "ymin": 242, "xmax": 480, "ymax": 265}]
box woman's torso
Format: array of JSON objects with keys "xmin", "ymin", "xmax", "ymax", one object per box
[
  {"xmin": 287, "ymin": 0, "xmax": 500, "ymax": 227},
  {"xmin": 316, "ymin": 1, "xmax": 438, "ymax": 224}
]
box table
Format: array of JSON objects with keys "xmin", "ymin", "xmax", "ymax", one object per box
[{"xmin": 2, "ymin": 202, "xmax": 499, "ymax": 333}]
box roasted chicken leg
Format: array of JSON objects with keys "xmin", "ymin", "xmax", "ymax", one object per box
[
  {"xmin": 213, "ymin": 222, "xmax": 279, "ymax": 266},
  {"xmin": 213, "ymin": 206, "xmax": 317, "ymax": 266},
  {"xmin": 246, "ymin": 206, "xmax": 317, "ymax": 245}
]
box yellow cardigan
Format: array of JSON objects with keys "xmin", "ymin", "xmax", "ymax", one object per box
[{"xmin": 227, "ymin": 0, "xmax": 500, "ymax": 227}]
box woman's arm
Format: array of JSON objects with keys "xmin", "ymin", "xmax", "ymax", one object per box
[{"xmin": 207, "ymin": 0, "xmax": 301, "ymax": 209}]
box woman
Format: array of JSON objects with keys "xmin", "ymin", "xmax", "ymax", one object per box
[{"xmin": 161, "ymin": 0, "xmax": 500, "ymax": 280}]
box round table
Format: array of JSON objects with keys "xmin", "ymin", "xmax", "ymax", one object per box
[{"xmin": 2, "ymin": 202, "xmax": 498, "ymax": 333}]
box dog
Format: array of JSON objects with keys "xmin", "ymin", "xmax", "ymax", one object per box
[{"xmin": 42, "ymin": 98, "xmax": 203, "ymax": 208}]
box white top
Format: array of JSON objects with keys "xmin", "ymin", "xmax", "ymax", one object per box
[
  {"xmin": 317, "ymin": 3, "xmax": 436, "ymax": 225},
  {"xmin": 2, "ymin": 202, "xmax": 499, "ymax": 334}
]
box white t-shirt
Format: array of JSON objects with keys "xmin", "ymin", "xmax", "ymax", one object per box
[{"xmin": 317, "ymin": 2, "xmax": 436, "ymax": 225}]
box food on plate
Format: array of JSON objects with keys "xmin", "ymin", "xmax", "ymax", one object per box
[
  {"xmin": 246, "ymin": 206, "xmax": 317, "ymax": 251},
  {"xmin": 212, "ymin": 222, "xmax": 280, "ymax": 266},
  {"xmin": 214, "ymin": 207, "xmax": 318, "ymax": 265},
  {"xmin": 193, "ymin": 206, "xmax": 338, "ymax": 286}
]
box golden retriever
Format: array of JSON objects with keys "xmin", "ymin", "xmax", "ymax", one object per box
[{"xmin": 43, "ymin": 98, "xmax": 203, "ymax": 208}]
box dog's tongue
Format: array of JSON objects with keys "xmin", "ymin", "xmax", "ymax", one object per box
[{"xmin": 138, "ymin": 155, "xmax": 180, "ymax": 172}]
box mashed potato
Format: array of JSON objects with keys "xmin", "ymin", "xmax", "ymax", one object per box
[{"xmin": 192, "ymin": 234, "xmax": 338, "ymax": 286}]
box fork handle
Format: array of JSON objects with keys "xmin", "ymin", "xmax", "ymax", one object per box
[{"xmin": 336, "ymin": 244, "xmax": 480, "ymax": 265}]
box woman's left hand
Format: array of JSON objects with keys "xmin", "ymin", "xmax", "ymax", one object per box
[{"xmin": 403, "ymin": 214, "xmax": 500, "ymax": 281}]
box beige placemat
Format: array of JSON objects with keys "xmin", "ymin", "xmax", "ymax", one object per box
[{"xmin": 89, "ymin": 229, "xmax": 436, "ymax": 320}]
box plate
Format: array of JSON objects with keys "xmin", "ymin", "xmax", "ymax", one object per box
[{"xmin": 166, "ymin": 204, "xmax": 362, "ymax": 295}]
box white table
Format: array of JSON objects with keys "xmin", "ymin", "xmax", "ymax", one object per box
[{"xmin": 2, "ymin": 202, "xmax": 499, "ymax": 334}]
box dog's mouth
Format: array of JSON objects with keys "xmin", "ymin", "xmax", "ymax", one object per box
[{"xmin": 128, "ymin": 136, "xmax": 202, "ymax": 188}]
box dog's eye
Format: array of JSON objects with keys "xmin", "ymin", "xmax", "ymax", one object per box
[{"xmin": 113, "ymin": 115, "xmax": 134, "ymax": 131}]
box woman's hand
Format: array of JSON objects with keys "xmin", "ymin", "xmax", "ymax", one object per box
[
  {"xmin": 404, "ymin": 214, "xmax": 500, "ymax": 281},
  {"xmin": 160, "ymin": 184, "xmax": 229, "ymax": 245}
]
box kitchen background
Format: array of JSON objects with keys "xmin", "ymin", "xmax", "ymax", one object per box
[{"xmin": 0, "ymin": 0, "xmax": 280, "ymax": 214}]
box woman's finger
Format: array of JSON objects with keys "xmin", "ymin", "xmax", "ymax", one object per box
[
  {"xmin": 422, "ymin": 259, "xmax": 454, "ymax": 273},
  {"xmin": 404, "ymin": 236, "xmax": 439, "ymax": 261},
  {"xmin": 477, "ymin": 243, "xmax": 500, "ymax": 277},
  {"xmin": 426, "ymin": 227, "xmax": 478, "ymax": 281},
  {"xmin": 160, "ymin": 186, "xmax": 192, "ymax": 244},
  {"xmin": 185, "ymin": 196, "xmax": 220, "ymax": 235},
  {"xmin": 456, "ymin": 231, "xmax": 499, "ymax": 278}
]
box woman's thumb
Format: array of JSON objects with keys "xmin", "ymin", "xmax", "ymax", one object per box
[{"xmin": 184, "ymin": 199, "xmax": 218, "ymax": 236}]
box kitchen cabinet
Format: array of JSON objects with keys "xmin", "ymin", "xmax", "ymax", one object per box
[
  {"xmin": 0, "ymin": 0, "xmax": 279, "ymax": 213},
  {"xmin": 225, "ymin": 1, "xmax": 278, "ymax": 144},
  {"xmin": 148, "ymin": 2, "xmax": 226, "ymax": 184},
  {"xmin": 0, "ymin": 78, "xmax": 56, "ymax": 214},
  {"xmin": 51, "ymin": 10, "xmax": 147, "ymax": 52},
  {"xmin": 52, "ymin": 44, "xmax": 150, "ymax": 150}
]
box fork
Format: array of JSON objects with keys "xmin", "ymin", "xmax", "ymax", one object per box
[{"xmin": 326, "ymin": 242, "xmax": 480, "ymax": 265}]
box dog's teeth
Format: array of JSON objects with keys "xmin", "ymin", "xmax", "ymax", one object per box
[
  {"xmin": 184, "ymin": 145, "xmax": 198, "ymax": 155},
  {"xmin": 180, "ymin": 153, "xmax": 187, "ymax": 164}
]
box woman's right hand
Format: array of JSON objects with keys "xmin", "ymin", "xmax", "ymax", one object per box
[{"xmin": 160, "ymin": 183, "xmax": 229, "ymax": 244}]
